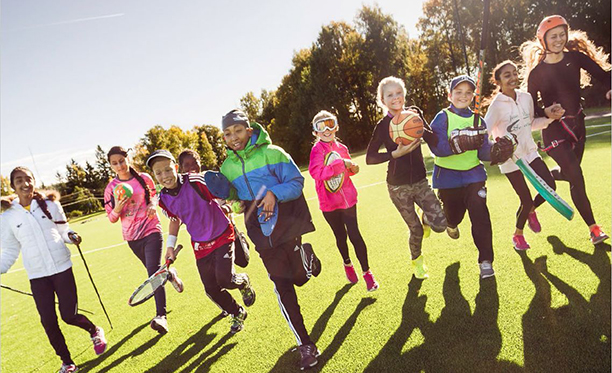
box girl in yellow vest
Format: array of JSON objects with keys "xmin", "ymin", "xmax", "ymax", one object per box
[{"xmin": 427, "ymin": 75, "xmax": 513, "ymax": 279}]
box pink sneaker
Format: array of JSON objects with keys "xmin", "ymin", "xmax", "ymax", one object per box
[
  {"xmin": 344, "ymin": 263, "xmax": 358, "ymax": 284},
  {"xmin": 527, "ymin": 211, "xmax": 541, "ymax": 233},
  {"xmin": 512, "ymin": 234, "xmax": 530, "ymax": 251},
  {"xmin": 91, "ymin": 327, "xmax": 107, "ymax": 355},
  {"xmin": 363, "ymin": 270, "xmax": 379, "ymax": 292}
]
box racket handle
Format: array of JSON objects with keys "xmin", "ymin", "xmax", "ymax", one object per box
[{"xmin": 168, "ymin": 244, "xmax": 183, "ymax": 264}]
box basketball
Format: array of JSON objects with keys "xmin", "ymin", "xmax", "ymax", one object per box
[
  {"xmin": 388, "ymin": 109, "xmax": 424, "ymax": 145},
  {"xmin": 113, "ymin": 183, "xmax": 133, "ymax": 200}
]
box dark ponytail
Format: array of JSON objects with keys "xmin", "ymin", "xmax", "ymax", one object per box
[{"xmin": 129, "ymin": 167, "xmax": 151, "ymax": 206}]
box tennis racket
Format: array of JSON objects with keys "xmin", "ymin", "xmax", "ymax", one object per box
[{"xmin": 128, "ymin": 244, "xmax": 183, "ymax": 307}]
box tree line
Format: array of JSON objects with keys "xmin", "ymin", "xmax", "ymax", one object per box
[{"xmin": 2, "ymin": 0, "xmax": 609, "ymax": 216}]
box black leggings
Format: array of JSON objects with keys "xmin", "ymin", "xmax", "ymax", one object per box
[
  {"xmin": 30, "ymin": 268, "xmax": 97, "ymax": 365},
  {"xmin": 505, "ymin": 158, "xmax": 556, "ymax": 230},
  {"xmin": 547, "ymin": 139, "xmax": 595, "ymax": 226},
  {"xmin": 128, "ymin": 232, "xmax": 166, "ymax": 317},
  {"xmin": 322, "ymin": 204, "xmax": 370, "ymax": 272}
]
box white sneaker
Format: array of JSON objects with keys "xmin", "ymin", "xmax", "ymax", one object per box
[
  {"xmin": 150, "ymin": 315, "xmax": 168, "ymax": 334},
  {"xmin": 479, "ymin": 261, "xmax": 495, "ymax": 279},
  {"xmin": 168, "ymin": 267, "xmax": 184, "ymax": 293}
]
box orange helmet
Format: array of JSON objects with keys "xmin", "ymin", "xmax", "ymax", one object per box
[{"xmin": 537, "ymin": 15, "xmax": 569, "ymax": 49}]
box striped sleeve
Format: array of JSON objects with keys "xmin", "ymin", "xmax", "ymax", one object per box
[
  {"xmin": 158, "ymin": 194, "xmax": 179, "ymax": 222},
  {"xmin": 187, "ymin": 173, "xmax": 215, "ymax": 200}
]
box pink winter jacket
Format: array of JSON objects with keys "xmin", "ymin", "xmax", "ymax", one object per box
[{"xmin": 308, "ymin": 140, "xmax": 357, "ymax": 212}]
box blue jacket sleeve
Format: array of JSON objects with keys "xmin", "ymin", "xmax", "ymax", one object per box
[
  {"xmin": 477, "ymin": 117, "xmax": 492, "ymax": 162},
  {"xmin": 267, "ymin": 148, "xmax": 305, "ymax": 202},
  {"xmin": 428, "ymin": 111, "xmax": 455, "ymax": 157}
]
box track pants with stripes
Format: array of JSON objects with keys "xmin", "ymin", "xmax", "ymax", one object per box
[
  {"xmin": 259, "ymin": 236, "xmax": 314, "ymax": 346},
  {"xmin": 30, "ymin": 267, "xmax": 97, "ymax": 365},
  {"xmin": 196, "ymin": 242, "xmax": 248, "ymax": 317}
]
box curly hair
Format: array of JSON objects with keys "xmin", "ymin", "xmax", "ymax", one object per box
[{"xmin": 520, "ymin": 29, "xmax": 611, "ymax": 90}]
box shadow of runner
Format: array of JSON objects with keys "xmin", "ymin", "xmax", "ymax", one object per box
[
  {"xmin": 268, "ymin": 284, "xmax": 353, "ymax": 372},
  {"xmin": 180, "ymin": 333, "xmax": 236, "ymax": 373},
  {"xmin": 313, "ymin": 297, "xmax": 377, "ymax": 371},
  {"xmin": 78, "ymin": 321, "xmax": 151, "ymax": 371},
  {"xmin": 364, "ymin": 277, "xmax": 429, "ymax": 372},
  {"xmin": 145, "ymin": 314, "xmax": 225, "ymax": 372},
  {"xmin": 367, "ymin": 263, "xmax": 519, "ymax": 372}
]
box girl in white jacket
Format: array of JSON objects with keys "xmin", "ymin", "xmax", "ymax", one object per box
[
  {"xmin": 1, "ymin": 167, "xmax": 107, "ymax": 373},
  {"xmin": 484, "ymin": 61, "xmax": 564, "ymax": 250}
]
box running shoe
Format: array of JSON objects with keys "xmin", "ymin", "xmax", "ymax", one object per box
[
  {"xmin": 479, "ymin": 261, "xmax": 495, "ymax": 279},
  {"xmin": 590, "ymin": 225, "xmax": 609, "ymax": 245},
  {"xmin": 412, "ymin": 255, "xmax": 429, "ymax": 279},
  {"xmin": 363, "ymin": 270, "xmax": 379, "ymax": 291},
  {"xmin": 527, "ymin": 211, "xmax": 542, "ymax": 233},
  {"xmin": 344, "ymin": 263, "xmax": 358, "ymax": 284},
  {"xmin": 512, "ymin": 234, "xmax": 531, "ymax": 251},
  {"xmin": 90, "ymin": 326, "xmax": 107, "ymax": 355},
  {"xmin": 298, "ymin": 343, "xmax": 320, "ymax": 370}
]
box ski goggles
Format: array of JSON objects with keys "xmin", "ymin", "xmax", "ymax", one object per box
[{"xmin": 312, "ymin": 117, "xmax": 338, "ymax": 133}]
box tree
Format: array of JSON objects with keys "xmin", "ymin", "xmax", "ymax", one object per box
[{"xmin": 1, "ymin": 175, "xmax": 11, "ymax": 196}]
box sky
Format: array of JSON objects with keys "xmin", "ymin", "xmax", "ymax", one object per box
[{"xmin": 1, "ymin": 0, "xmax": 425, "ymax": 185}]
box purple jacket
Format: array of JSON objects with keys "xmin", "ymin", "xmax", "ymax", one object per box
[{"xmin": 308, "ymin": 140, "xmax": 357, "ymax": 212}]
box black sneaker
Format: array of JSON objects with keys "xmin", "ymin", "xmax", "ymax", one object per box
[
  {"xmin": 230, "ymin": 307, "xmax": 247, "ymax": 334},
  {"xmin": 298, "ymin": 343, "xmax": 320, "ymax": 370},
  {"xmin": 302, "ymin": 243, "xmax": 321, "ymax": 277},
  {"xmin": 239, "ymin": 274, "xmax": 256, "ymax": 307}
]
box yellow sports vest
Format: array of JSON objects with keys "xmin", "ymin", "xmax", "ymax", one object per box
[{"xmin": 434, "ymin": 109, "xmax": 481, "ymax": 171}]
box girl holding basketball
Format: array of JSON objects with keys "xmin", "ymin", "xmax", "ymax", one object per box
[
  {"xmin": 103, "ymin": 146, "xmax": 183, "ymax": 334},
  {"xmin": 366, "ymin": 76, "xmax": 447, "ymax": 280},
  {"xmin": 308, "ymin": 110, "xmax": 378, "ymax": 291},
  {"xmin": 484, "ymin": 60, "xmax": 564, "ymax": 250},
  {"xmin": 520, "ymin": 15, "xmax": 611, "ymax": 244},
  {"xmin": 1, "ymin": 167, "xmax": 107, "ymax": 373}
]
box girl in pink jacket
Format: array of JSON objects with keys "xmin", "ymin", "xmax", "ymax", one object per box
[{"xmin": 308, "ymin": 110, "xmax": 378, "ymax": 291}]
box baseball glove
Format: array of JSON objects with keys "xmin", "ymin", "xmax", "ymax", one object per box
[
  {"xmin": 490, "ymin": 134, "xmax": 517, "ymax": 165},
  {"xmin": 449, "ymin": 127, "xmax": 488, "ymax": 154}
]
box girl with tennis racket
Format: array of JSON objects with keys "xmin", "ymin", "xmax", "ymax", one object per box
[
  {"xmin": 366, "ymin": 76, "xmax": 447, "ymax": 280},
  {"xmin": 484, "ymin": 60, "xmax": 565, "ymax": 250},
  {"xmin": 103, "ymin": 146, "xmax": 183, "ymax": 334},
  {"xmin": 308, "ymin": 110, "xmax": 378, "ymax": 291},
  {"xmin": 520, "ymin": 15, "xmax": 611, "ymax": 245},
  {"xmin": 1, "ymin": 167, "xmax": 107, "ymax": 373},
  {"xmin": 147, "ymin": 150, "xmax": 256, "ymax": 335}
]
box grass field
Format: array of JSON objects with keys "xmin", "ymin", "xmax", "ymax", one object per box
[{"xmin": 1, "ymin": 117, "xmax": 610, "ymax": 373}]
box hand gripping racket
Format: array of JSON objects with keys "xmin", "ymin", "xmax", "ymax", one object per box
[{"xmin": 128, "ymin": 244, "xmax": 183, "ymax": 306}]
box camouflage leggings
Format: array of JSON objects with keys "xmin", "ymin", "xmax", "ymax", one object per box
[{"xmin": 387, "ymin": 179, "xmax": 447, "ymax": 260}]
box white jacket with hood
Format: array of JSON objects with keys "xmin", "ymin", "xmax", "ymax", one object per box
[
  {"xmin": 1, "ymin": 196, "xmax": 75, "ymax": 279},
  {"xmin": 484, "ymin": 89, "xmax": 553, "ymax": 174}
]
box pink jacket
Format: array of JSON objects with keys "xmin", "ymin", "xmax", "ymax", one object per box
[{"xmin": 308, "ymin": 140, "xmax": 357, "ymax": 212}]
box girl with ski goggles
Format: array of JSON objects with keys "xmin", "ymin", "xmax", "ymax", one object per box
[{"xmin": 312, "ymin": 117, "xmax": 338, "ymax": 132}]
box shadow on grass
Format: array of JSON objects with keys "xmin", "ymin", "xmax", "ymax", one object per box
[
  {"xmin": 268, "ymin": 284, "xmax": 353, "ymax": 372},
  {"xmin": 365, "ymin": 263, "xmax": 521, "ymax": 372},
  {"xmin": 516, "ymin": 236, "xmax": 611, "ymax": 372},
  {"xmin": 145, "ymin": 314, "xmax": 226, "ymax": 372}
]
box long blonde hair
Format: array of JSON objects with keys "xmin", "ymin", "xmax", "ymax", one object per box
[{"xmin": 520, "ymin": 29, "xmax": 611, "ymax": 90}]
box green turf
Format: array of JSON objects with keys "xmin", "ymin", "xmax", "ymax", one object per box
[{"xmin": 2, "ymin": 120, "xmax": 610, "ymax": 372}]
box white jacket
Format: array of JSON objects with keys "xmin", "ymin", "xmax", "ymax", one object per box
[
  {"xmin": 1, "ymin": 198, "xmax": 75, "ymax": 279},
  {"xmin": 484, "ymin": 90, "xmax": 553, "ymax": 174}
]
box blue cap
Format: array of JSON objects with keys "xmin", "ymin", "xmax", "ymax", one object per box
[
  {"xmin": 450, "ymin": 75, "xmax": 476, "ymax": 91},
  {"xmin": 146, "ymin": 149, "xmax": 176, "ymax": 168},
  {"xmin": 203, "ymin": 171, "xmax": 231, "ymax": 200}
]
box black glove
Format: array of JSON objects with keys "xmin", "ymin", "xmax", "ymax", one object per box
[
  {"xmin": 449, "ymin": 128, "xmax": 488, "ymax": 154},
  {"xmin": 490, "ymin": 134, "xmax": 517, "ymax": 165},
  {"xmin": 68, "ymin": 232, "xmax": 82, "ymax": 245}
]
